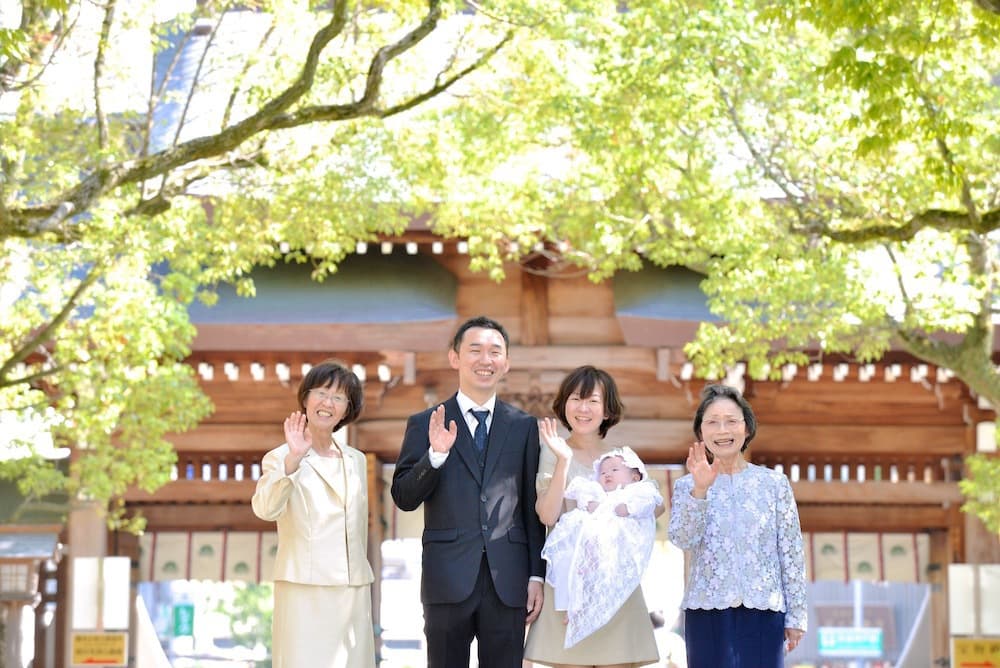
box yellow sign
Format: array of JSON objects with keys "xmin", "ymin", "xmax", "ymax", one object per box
[
  {"xmin": 952, "ymin": 637, "xmax": 1000, "ymax": 668},
  {"xmin": 71, "ymin": 632, "xmax": 128, "ymax": 666}
]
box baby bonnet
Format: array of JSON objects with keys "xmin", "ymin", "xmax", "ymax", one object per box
[{"xmin": 592, "ymin": 446, "xmax": 649, "ymax": 481}]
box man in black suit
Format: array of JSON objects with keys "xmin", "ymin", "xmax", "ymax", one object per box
[{"xmin": 391, "ymin": 315, "xmax": 545, "ymax": 668}]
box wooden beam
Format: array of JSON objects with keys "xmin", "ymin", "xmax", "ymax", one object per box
[
  {"xmin": 124, "ymin": 478, "xmax": 967, "ymax": 531},
  {"xmin": 124, "ymin": 480, "xmax": 257, "ymax": 503},
  {"xmin": 797, "ymin": 505, "xmax": 953, "ymax": 532},
  {"xmin": 167, "ymin": 424, "xmax": 284, "ymax": 452},
  {"xmin": 554, "ymin": 419, "xmax": 960, "ymax": 461},
  {"xmin": 166, "ymin": 418, "xmax": 969, "ymax": 462},
  {"xmin": 194, "ymin": 381, "xmax": 971, "ymax": 428},
  {"xmin": 501, "ymin": 346, "xmax": 659, "ymax": 372},
  {"xmin": 127, "ymin": 503, "xmax": 269, "ymax": 532},
  {"xmin": 192, "ymin": 320, "xmax": 457, "ymax": 352},
  {"xmin": 617, "ymin": 316, "xmax": 700, "ymax": 347},
  {"xmin": 183, "ymin": 348, "xmax": 976, "ymax": 429},
  {"xmin": 752, "ymin": 425, "xmax": 967, "ymax": 457},
  {"xmin": 791, "ymin": 481, "xmax": 963, "ymax": 505}
]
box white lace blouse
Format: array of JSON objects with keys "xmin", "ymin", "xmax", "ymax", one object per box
[{"xmin": 668, "ymin": 463, "xmax": 808, "ymax": 631}]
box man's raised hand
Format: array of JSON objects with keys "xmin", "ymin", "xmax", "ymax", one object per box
[{"xmin": 428, "ymin": 404, "xmax": 458, "ymax": 453}]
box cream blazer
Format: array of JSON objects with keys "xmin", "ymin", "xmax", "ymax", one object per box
[{"xmin": 252, "ymin": 443, "xmax": 374, "ymax": 587}]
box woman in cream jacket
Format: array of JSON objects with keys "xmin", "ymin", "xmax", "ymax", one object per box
[{"xmin": 252, "ymin": 360, "xmax": 375, "ymax": 668}]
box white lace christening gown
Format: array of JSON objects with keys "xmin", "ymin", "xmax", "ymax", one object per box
[{"xmin": 541, "ymin": 478, "xmax": 662, "ymax": 648}]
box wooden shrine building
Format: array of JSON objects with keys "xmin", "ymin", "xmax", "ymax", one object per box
[{"xmin": 55, "ymin": 231, "xmax": 1000, "ymax": 665}]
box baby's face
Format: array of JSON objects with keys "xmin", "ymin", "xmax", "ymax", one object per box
[{"xmin": 598, "ymin": 455, "xmax": 640, "ymax": 491}]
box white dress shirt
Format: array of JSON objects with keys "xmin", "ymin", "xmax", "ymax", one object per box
[{"xmin": 428, "ymin": 391, "xmax": 497, "ymax": 468}]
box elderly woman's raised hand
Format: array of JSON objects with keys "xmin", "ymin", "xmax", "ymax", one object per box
[
  {"xmin": 539, "ymin": 417, "xmax": 573, "ymax": 462},
  {"xmin": 687, "ymin": 440, "xmax": 719, "ymax": 498}
]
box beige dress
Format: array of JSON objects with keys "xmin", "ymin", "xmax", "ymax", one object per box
[
  {"xmin": 253, "ymin": 447, "xmax": 375, "ymax": 668},
  {"xmin": 524, "ymin": 448, "xmax": 659, "ymax": 667}
]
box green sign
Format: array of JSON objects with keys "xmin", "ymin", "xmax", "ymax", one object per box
[
  {"xmin": 818, "ymin": 626, "xmax": 883, "ymax": 658},
  {"xmin": 172, "ymin": 602, "xmax": 194, "ymax": 636}
]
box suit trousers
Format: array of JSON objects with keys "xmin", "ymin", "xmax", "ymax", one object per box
[{"xmin": 424, "ymin": 553, "xmax": 527, "ymax": 668}]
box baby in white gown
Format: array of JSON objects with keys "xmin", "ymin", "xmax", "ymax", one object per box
[{"xmin": 541, "ymin": 446, "xmax": 662, "ymax": 648}]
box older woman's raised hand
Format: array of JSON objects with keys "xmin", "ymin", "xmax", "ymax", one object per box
[
  {"xmin": 539, "ymin": 417, "xmax": 573, "ymax": 462},
  {"xmin": 283, "ymin": 412, "xmax": 312, "ymax": 472},
  {"xmin": 687, "ymin": 440, "xmax": 719, "ymax": 498},
  {"xmin": 284, "ymin": 412, "xmax": 312, "ymax": 456}
]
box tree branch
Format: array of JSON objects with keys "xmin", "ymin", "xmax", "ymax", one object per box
[
  {"xmin": 222, "ymin": 19, "xmax": 277, "ymax": 130},
  {"xmin": 896, "ymin": 231, "xmax": 1000, "ymax": 401},
  {"xmin": 881, "ymin": 243, "xmax": 913, "ymax": 319},
  {"xmin": 168, "ymin": 12, "xmax": 223, "ymax": 153},
  {"xmin": 920, "ymin": 90, "xmax": 980, "ymax": 223},
  {"xmin": 6, "ymin": 0, "xmax": 449, "ymax": 237},
  {"xmin": 804, "ymin": 207, "xmax": 1000, "ymax": 243},
  {"xmin": 93, "ymin": 0, "xmax": 117, "ymax": 149},
  {"xmin": 0, "ymin": 260, "xmax": 102, "ymax": 382},
  {"xmin": 0, "ymin": 364, "xmax": 64, "ymax": 391},
  {"xmin": 268, "ymin": 28, "xmax": 510, "ymax": 127},
  {"xmin": 709, "ymin": 60, "xmax": 805, "ymax": 213},
  {"xmin": 139, "ymin": 8, "xmax": 200, "ymax": 167},
  {"xmin": 0, "ymin": 0, "xmax": 69, "ymax": 97},
  {"xmin": 380, "ymin": 30, "xmax": 513, "ymax": 119}
]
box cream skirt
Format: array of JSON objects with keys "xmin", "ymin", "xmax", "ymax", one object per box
[{"xmin": 272, "ymin": 580, "xmax": 375, "ymax": 668}]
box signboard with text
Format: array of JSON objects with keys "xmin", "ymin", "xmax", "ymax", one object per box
[
  {"xmin": 952, "ymin": 636, "xmax": 1000, "ymax": 668},
  {"xmin": 818, "ymin": 626, "xmax": 884, "ymax": 658},
  {"xmin": 71, "ymin": 632, "xmax": 128, "ymax": 667},
  {"xmin": 173, "ymin": 601, "xmax": 195, "ymax": 636}
]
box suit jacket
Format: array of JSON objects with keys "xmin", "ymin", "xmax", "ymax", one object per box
[
  {"xmin": 252, "ymin": 443, "xmax": 374, "ymax": 587},
  {"xmin": 391, "ymin": 394, "xmax": 545, "ymax": 607}
]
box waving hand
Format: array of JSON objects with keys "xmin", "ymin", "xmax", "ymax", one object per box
[{"xmin": 686, "ymin": 440, "xmax": 720, "ymax": 498}]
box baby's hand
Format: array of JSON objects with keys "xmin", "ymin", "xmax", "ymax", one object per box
[
  {"xmin": 586, "ymin": 501, "xmax": 599, "ymax": 513},
  {"xmin": 614, "ymin": 503, "xmax": 629, "ymax": 517}
]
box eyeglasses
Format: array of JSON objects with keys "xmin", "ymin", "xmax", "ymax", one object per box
[
  {"xmin": 309, "ymin": 389, "xmax": 349, "ymax": 405},
  {"xmin": 702, "ymin": 417, "xmax": 744, "ymax": 430}
]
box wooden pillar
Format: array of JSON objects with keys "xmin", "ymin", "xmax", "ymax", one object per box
[
  {"xmin": 33, "ymin": 554, "xmax": 62, "ymax": 668},
  {"xmin": 63, "ymin": 499, "xmax": 107, "ymax": 668},
  {"xmin": 519, "ymin": 270, "xmax": 549, "ymax": 346},
  {"xmin": 51, "ymin": 542, "xmax": 69, "ymax": 668},
  {"xmin": 928, "ymin": 529, "xmax": 950, "ymax": 666},
  {"xmin": 964, "ymin": 509, "xmax": 1000, "ymax": 563}
]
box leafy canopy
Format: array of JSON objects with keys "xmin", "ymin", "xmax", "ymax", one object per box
[
  {"xmin": 3, "ymin": 0, "xmax": 1000, "ymax": 532},
  {"xmin": 393, "ymin": 0, "xmax": 1000, "ymax": 528},
  {"xmin": 0, "ymin": 0, "xmax": 601, "ymax": 528}
]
